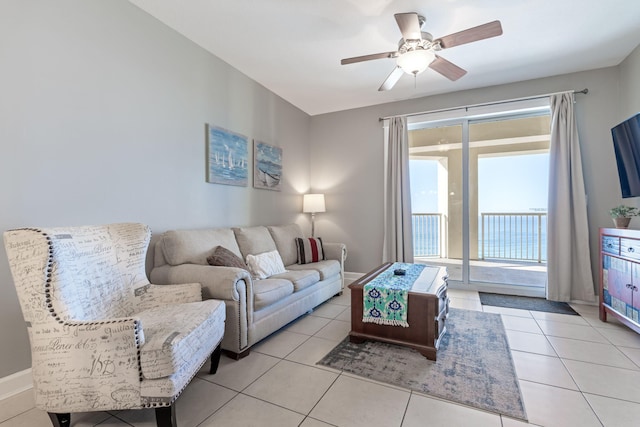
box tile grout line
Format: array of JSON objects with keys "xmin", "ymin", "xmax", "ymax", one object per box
[
  {"xmin": 534, "ymin": 311, "xmax": 640, "ymax": 370},
  {"xmin": 298, "ymin": 370, "xmax": 344, "ymax": 424},
  {"xmin": 203, "ymin": 312, "xmax": 353, "ymax": 425},
  {"xmin": 252, "ymin": 331, "xmax": 314, "ymax": 360},
  {"xmin": 541, "ymin": 316, "xmax": 629, "ymax": 427},
  {"xmin": 399, "ymin": 391, "xmax": 414, "ymax": 427},
  {"xmin": 540, "ymin": 333, "xmax": 640, "ymax": 370}
]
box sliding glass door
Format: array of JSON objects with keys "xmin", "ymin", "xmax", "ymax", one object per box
[
  {"xmin": 409, "ymin": 123, "xmax": 465, "ymax": 281},
  {"xmin": 410, "ymin": 123, "xmax": 463, "ymax": 281},
  {"xmin": 408, "ymin": 107, "xmax": 550, "ymax": 295}
]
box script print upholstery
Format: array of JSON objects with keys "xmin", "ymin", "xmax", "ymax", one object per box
[{"xmin": 3, "ymin": 223, "xmax": 225, "ymax": 417}]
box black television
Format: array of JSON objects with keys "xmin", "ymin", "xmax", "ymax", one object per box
[{"xmin": 612, "ymin": 112, "xmax": 640, "ymax": 198}]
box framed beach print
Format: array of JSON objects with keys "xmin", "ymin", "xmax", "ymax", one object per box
[
  {"xmin": 206, "ymin": 124, "xmax": 249, "ymax": 186},
  {"xmin": 253, "ymin": 140, "xmax": 282, "ymax": 191}
]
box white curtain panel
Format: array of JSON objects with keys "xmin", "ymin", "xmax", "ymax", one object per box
[
  {"xmin": 383, "ymin": 116, "xmax": 414, "ymax": 263},
  {"xmin": 547, "ymin": 92, "xmax": 595, "ymax": 302}
]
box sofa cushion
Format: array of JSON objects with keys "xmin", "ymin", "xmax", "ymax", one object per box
[
  {"xmin": 233, "ymin": 226, "xmax": 277, "ymax": 259},
  {"xmin": 253, "ymin": 279, "xmax": 294, "ymax": 310},
  {"xmin": 268, "ymin": 224, "xmax": 305, "ymax": 266},
  {"xmin": 246, "ymin": 250, "xmax": 287, "ymax": 279},
  {"xmin": 295, "ymin": 237, "xmax": 325, "ymax": 264},
  {"xmin": 272, "ymin": 269, "xmax": 320, "ymax": 292},
  {"xmin": 206, "ymin": 245, "xmax": 247, "ymax": 270},
  {"xmin": 162, "ymin": 228, "xmax": 241, "ymax": 266},
  {"xmin": 138, "ymin": 299, "xmax": 225, "ymax": 380},
  {"xmin": 287, "ymin": 259, "xmax": 341, "ymax": 281}
]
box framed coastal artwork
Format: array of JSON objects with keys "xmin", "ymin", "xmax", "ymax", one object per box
[
  {"xmin": 206, "ymin": 124, "xmax": 249, "ymax": 186},
  {"xmin": 253, "ymin": 140, "xmax": 282, "ymax": 191}
]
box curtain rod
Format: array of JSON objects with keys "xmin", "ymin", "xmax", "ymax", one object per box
[{"xmin": 378, "ymin": 88, "xmax": 589, "ymax": 122}]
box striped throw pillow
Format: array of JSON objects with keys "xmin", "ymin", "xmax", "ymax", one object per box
[{"xmin": 296, "ymin": 237, "xmax": 325, "ymax": 264}]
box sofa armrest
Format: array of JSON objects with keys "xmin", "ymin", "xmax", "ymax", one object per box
[
  {"xmin": 150, "ymin": 264, "xmax": 252, "ymax": 302},
  {"xmin": 322, "ymin": 243, "xmax": 347, "ymax": 289},
  {"xmin": 323, "ymin": 242, "xmax": 347, "ymax": 263},
  {"xmin": 135, "ymin": 283, "xmax": 202, "ymax": 311},
  {"xmin": 150, "ymin": 264, "xmax": 253, "ymax": 353}
]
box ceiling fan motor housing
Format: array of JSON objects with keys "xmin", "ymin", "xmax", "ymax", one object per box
[{"xmin": 397, "ymin": 32, "xmax": 439, "ymax": 54}]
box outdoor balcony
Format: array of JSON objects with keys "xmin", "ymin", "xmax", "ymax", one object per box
[{"xmin": 412, "ymin": 212, "xmax": 547, "ymax": 289}]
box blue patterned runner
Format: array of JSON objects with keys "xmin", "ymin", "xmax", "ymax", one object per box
[{"xmin": 363, "ymin": 263, "xmax": 426, "ymax": 327}]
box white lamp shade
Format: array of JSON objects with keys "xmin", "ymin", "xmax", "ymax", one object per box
[
  {"xmin": 303, "ymin": 194, "xmax": 326, "ymax": 213},
  {"xmin": 397, "ymin": 49, "xmax": 435, "ymax": 75}
]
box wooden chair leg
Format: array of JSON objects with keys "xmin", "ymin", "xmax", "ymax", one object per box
[
  {"xmin": 222, "ymin": 348, "xmax": 250, "ymax": 360},
  {"xmin": 47, "ymin": 413, "xmax": 70, "ymax": 427},
  {"xmin": 209, "ymin": 343, "xmax": 222, "ymax": 374},
  {"xmin": 155, "ymin": 405, "xmax": 176, "ymax": 427}
]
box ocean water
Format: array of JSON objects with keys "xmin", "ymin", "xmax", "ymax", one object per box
[{"xmin": 413, "ymin": 215, "xmax": 548, "ymax": 262}]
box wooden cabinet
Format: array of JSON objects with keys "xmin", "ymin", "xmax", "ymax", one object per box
[
  {"xmin": 349, "ymin": 263, "xmax": 449, "ymax": 361},
  {"xmin": 600, "ymin": 228, "xmax": 640, "ymax": 333}
]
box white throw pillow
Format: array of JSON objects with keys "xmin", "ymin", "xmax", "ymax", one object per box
[{"xmin": 245, "ymin": 250, "xmax": 287, "ymax": 279}]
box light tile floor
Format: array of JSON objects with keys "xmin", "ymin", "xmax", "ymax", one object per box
[{"xmin": 2, "ymin": 286, "xmax": 640, "ymax": 426}]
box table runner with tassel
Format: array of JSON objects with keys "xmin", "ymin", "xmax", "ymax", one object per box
[{"xmin": 363, "ymin": 262, "xmax": 426, "ymax": 327}]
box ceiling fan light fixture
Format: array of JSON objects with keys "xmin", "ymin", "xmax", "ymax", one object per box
[
  {"xmin": 397, "ymin": 49, "xmax": 435, "ymax": 75},
  {"xmin": 340, "ymin": 13, "xmax": 502, "ymax": 90}
]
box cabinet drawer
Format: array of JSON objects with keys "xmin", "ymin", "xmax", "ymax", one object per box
[
  {"xmin": 602, "ymin": 236, "xmax": 620, "ymax": 255},
  {"xmin": 620, "ymin": 238, "xmax": 640, "ymax": 261}
]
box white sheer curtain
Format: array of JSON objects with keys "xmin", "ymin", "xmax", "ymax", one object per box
[
  {"xmin": 383, "ymin": 116, "xmax": 414, "ymax": 263},
  {"xmin": 547, "ymin": 92, "xmax": 595, "ymax": 302}
]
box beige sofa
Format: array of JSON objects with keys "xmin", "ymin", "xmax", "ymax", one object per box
[{"xmin": 150, "ymin": 224, "xmax": 346, "ymax": 359}]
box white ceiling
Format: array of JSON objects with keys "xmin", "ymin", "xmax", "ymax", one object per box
[{"xmin": 128, "ymin": 0, "xmax": 640, "ymax": 116}]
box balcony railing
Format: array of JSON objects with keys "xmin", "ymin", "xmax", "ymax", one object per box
[
  {"xmin": 481, "ymin": 212, "xmax": 546, "ymax": 263},
  {"xmin": 412, "ymin": 213, "xmax": 445, "ymax": 257},
  {"xmin": 412, "ymin": 212, "xmax": 547, "ymax": 263}
]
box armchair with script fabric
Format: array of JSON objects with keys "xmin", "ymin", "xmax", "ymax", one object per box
[{"xmin": 3, "ymin": 223, "xmax": 226, "ymax": 427}]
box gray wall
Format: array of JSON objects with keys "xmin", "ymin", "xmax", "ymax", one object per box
[
  {"xmin": 0, "ymin": 0, "xmax": 312, "ymax": 377},
  {"xmin": 620, "ymin": 44, "xmax": 640, "ymax": 120},
  {"xmin": 616, "ymin": 44, "xmax": 640, "ymax": 211},
  {"xmin": 309, "ymin": 66, "xmax": 634, "ymax": 286}
]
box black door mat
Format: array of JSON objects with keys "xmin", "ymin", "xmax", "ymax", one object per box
[{"xmin": 479, "ymin": 292, "xmax": 579, "ymax": 315}]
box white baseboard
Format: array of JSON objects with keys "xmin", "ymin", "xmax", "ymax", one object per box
[
  {"xmin": 344, "ymin": 271, "xmax": 364, "ymax": 281},
  {"xmin": 0, "ymin": 369, "xmax": 32, "ymax": 401}
]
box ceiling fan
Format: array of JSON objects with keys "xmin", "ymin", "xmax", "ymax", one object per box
[{"xmin": 341, "ymin": 13, "xmax": 503, "ymax": 91}]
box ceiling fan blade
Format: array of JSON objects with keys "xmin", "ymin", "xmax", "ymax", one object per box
[
  {"xmin": 435, "ymin": 20, "xmax": 503, "ymax": 49},
  {"xmin": 394, "ymin": 12, "xmax": 422, "ymax": 41},
  {"xmin": 378, "ymin": 66, "xmax": 404, "ymax": 91},
  {"xmin": 341, "ymin": 51, "xmax": 397, "ymax": 65},
  {"xmin": 429, "ymin": 55, "xmax": 467, "ymax": 81}
]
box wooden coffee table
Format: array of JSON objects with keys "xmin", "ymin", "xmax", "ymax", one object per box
[{"xmin": 349, "ymin": 262, "xmax": 449, "ymax": 360}]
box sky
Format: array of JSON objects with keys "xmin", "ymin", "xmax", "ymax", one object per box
[{"xmin": 410, "ymin": 153, "xmax": 550, "ymax": 214}]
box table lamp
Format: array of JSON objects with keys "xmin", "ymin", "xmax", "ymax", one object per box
[{"xmin": 303, "ymin": 193, "xmax": 326, "ymax": 237}]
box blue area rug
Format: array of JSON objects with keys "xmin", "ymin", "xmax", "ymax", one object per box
[{"xmin": 318, "ymin": 308, "xmax": 527, "ymax": 421}]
